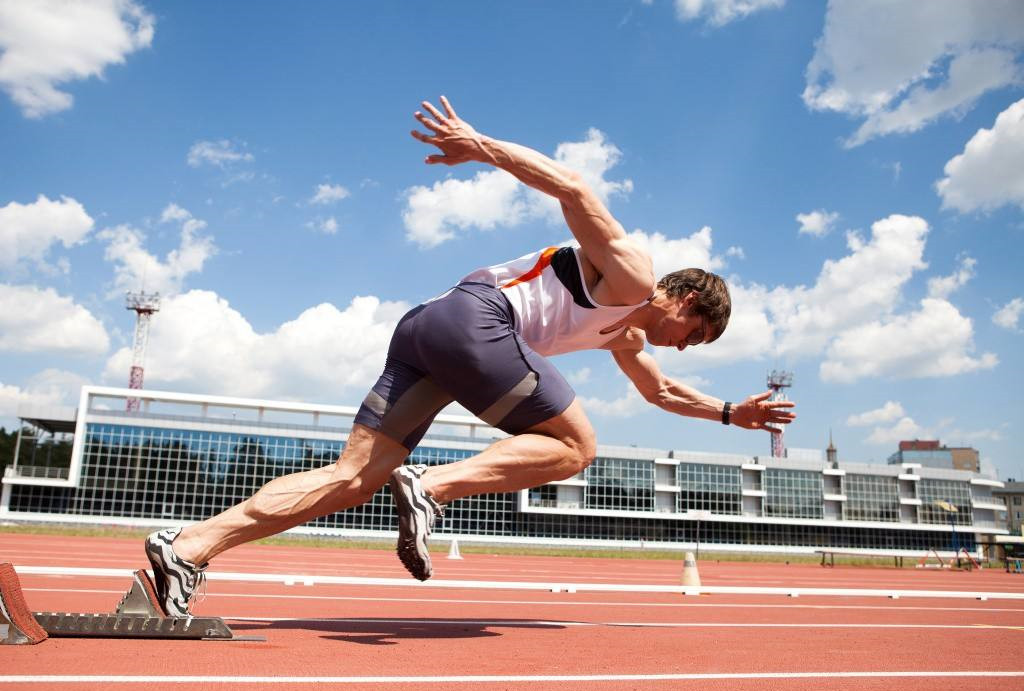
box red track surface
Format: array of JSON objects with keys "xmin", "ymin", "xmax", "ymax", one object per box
[{"xmin": 2, "ymin": 533, "xmax": 1023, "ymax": 690}]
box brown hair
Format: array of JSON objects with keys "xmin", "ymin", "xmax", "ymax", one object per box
[{"xmin": 657, "ymin": 268, "xmax": 731, "ymax": 342}]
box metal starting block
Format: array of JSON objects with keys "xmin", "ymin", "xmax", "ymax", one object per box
[{"xmin": 1, "ymin": 561, "xmax": 250, "ymax": 645}]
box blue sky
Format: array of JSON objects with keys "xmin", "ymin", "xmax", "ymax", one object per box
[{"xmin": 1, "ymin": 1, "xmax": 1022, "ymax": 477}]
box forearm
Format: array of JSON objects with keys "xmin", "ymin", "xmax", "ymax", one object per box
[
  {"xmin": 649, "ymin": 378, "xmax": 726, "ymax": 423},
  {"xmin": 475, "ymin": 136, "xmax": 583, "ymax": 203}
]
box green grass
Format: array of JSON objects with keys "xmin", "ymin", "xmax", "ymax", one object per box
[{"xmin": 0, "ymin": 521, "xmax": 996, "ymax": 568}]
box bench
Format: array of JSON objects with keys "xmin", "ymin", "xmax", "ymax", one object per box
[{"xmin": 816, "ymin": 549, "xmax": 906, "ymax": 568}]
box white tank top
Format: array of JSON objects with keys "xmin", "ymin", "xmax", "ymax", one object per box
[{"xmin": 461, "ymin": 245, "xmax": 649, "ymax": 357}]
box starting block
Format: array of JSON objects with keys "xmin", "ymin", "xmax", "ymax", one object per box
[{"xmin": 1, "ymin": 562, "xmax": 250, "ymax": 645}]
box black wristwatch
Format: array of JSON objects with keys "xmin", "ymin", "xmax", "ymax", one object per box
[{"xmin": 722, "ymin": 401, "xmax": 732, "ymax": 425}]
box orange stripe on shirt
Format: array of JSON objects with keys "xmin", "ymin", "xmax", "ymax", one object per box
[{"xmin": 500, "ymin": 247, "xmax": 558, "ymax": 289}]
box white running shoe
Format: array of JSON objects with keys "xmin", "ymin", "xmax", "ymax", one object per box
[
  {"xmin": 389, "ymin": 464, "xmax": 445, "ymax": 581},
  {"xmin": 144, "ymin": 527, "xmax": 208, "ymax": 617}
]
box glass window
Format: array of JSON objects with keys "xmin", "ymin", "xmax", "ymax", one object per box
[
  {"xmin": 843, "ymin": 474, "xmax": 900, "ymax": 522},
  {"xmin": 584, "ymin": 458, "xmax": 654, "ymax": 511},
  {"xmin": 764, "ymin": 468, "xmax": 823, "ymax": 519},
  {"xmin": 677, "ymin": 463, "xmax": 741, "ymax": 515},
  {"xmin": 917, "ymin": 479, "xmax": 972, "ymax": 526}
]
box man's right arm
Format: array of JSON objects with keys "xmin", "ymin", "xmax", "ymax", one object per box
[{"xmin": 411, "ymin": 97, "xmax": 654, "ymax": 305}]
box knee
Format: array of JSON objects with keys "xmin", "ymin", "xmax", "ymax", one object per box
[{"xmin": 562, "ymin": 424, "xmax": 597, "ymax": 477}]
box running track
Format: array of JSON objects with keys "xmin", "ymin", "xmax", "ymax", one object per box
[{"xmin": 2, "ymin": 533, "xmax": 1023, "ymax": 690}]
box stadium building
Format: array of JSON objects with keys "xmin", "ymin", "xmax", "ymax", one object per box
[{"xmin": 1, "ymin": 386, "xmax": 1008, "ymax": 556}]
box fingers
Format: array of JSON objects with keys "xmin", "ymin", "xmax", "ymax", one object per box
[
  {"xmin": 767, "ymin": 400, "xmax": 796, "ymax": 409},
  {"xmin": 440, "ymin": 95, "xmax": 457, "ymax": 118},
  {"xmin": 421, "ymin": 100, "xmax": 446, "ymax": 122},
  {"xmin": 414, "ymin": 111, "xmax": 441, "ymax": 132},
  {"xmin": 410, "ymin": 128, "xmax": 439, "ymax": 143},
  {"xmin": 426, "ymin": 154, "xmax": 470, "ymax": 166},
  {"xmin": 750, "ymin": 390, "xmax": 773, "ymax": 403}
]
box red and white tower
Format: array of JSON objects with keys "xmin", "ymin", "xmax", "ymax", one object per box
[
  {"xmin": 766, "ymin": 369, "xmax": 793, "ymax": 458},
  {"xmin": 125, "ymin": 291, "xmax": 160, "ymax": 412}
]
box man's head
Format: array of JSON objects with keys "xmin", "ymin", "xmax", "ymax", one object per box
[{"xmin": 641, "ymin": 269, "xmax": 731, "ymax": 350}]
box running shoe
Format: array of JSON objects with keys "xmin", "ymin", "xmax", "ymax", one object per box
[
  {"xmin": 389, "ymin": 464, "xmax": 445, "ymax": 581},
  {"xmin": 144, "ymin": 527, "xmax": 208, "ymax": 617}
]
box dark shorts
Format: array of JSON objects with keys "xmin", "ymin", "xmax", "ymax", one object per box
[{"xmin": 353, "ymin": 282, "xmax": 575, "ymax": 450}]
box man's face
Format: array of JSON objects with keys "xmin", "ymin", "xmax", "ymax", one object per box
[{"xmin": 646, "ymin": 292, "xmax": 708, "ymax": 351}]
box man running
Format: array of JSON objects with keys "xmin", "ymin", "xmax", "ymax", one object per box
[{"xmin": 145, "ymin": 96, "xmax": 796, "ymax": 616}]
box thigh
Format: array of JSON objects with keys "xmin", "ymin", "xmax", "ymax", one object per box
[{"xmin": 414, "ymin": 285, "xmax": 576, "ymax": 435}]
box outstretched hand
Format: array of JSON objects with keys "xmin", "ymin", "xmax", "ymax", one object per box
[
  {"xmin": 410, "ymin": 96, "xmax": 485, "ymax": 166},
  {"xmin": 730, "ymin": 391, "xmax": 797, "ymax": 434}
]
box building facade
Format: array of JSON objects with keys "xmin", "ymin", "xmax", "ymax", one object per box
[
  {"xmin": 994, "ymin": 480, "xmax": 1024, "ymax": 535},
  {"xmin": 1, "ymin": 387, "xmax": 1007, "ymax": 555},
  {"xmin": 887, "ymin": 440, "xmax": 981, "ymax": 474}
]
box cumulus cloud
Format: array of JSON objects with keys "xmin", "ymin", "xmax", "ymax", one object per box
[
  {"xmin": 0, "ymin": 369, "xmax": 89, "ymax": 419},
  {"xmin": 796, "ymin": 209, "xmax": 839, "ymax": 237},
  {"xmin": 993, "ymin": 297, "xmax": 1024, "ymax": 331},
  {"xmin": 846, "ymin": 401, "xmax": 905, "ymax": 427},
  {"xmin": 102, "ymin": 289, "xmax": 410, "ymax": 401},
  {"xmin": 402, "ymin": 129, "xmax": 632, "ymax": 248},
  {"xmin": 0, "ymin": 194, "xmax": 94, "ymax": 272},
  {"xmin": 936, "ymin": 98, "xmax": 1024, "ymax": 213},
  {"xmin": 865, "ymin": 416, "xmax": 929, "ymax": 445},
  {"xmin": 0, "ymin": 284, "xmax": 109, "ymax": 355},
  {"xmin": 307, "ymin": 216, "xmax": 338, "ymax": 234},
  {"xmin": 186, "ymin": 140, "xmax": 254, "ymax": 168},
  {"xmin": 674, "ymin": 0, "xmax": 784, "ymax": 26},
  {"xmin": 567, "ymin": 367, "xmax": 592, "ymax": 385},
  {"xmin": 579, "ymin": 386, "xmax": 647, "ymax": 418},
  {"xmin": 98, "ymin": 204, "xmax": 216, "ymax": 296},
  {"xmin": 309, "ymin": 184, "xmax": 350, "ymax": 205},
  {"xmin": 927, "ymin": 255, "xmax": 975, "ymax": 299},
  {"xmin": 821, "ymin": 298, "xmax": 997, "ymax": 382},
  {"xmin": 803, "ymin": 1, "xmax": 1024, "ymax": 147},
  {"xmin": 654, "ymin": 214, "xmax": 994, "ymax": 385},
  {"xmin": 0, "ymin": 0, "xmax": 154, "ymax": 118},
  {"xmin": 627, "ymin": 225, "xmax": 726, "ymax": 279}
]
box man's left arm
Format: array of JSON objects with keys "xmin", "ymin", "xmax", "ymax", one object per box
[{"xmin": 608, "ymin": 337, "xmax": 796, "ymax": 432}]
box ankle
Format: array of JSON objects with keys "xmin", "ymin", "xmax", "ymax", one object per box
[{"xmin": 171, "ymin": 532, "xmax": 205, "ymax": 566}]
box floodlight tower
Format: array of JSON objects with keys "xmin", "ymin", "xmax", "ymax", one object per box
[
  {"xmin": 125, "ymin": 291, "xmax": 161, "ymax": 412},
  {"xmin": 766, "ymin": 369, "xmax": 793, "ymax": 458}
]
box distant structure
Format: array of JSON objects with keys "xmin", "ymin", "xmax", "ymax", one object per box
[
  {"xmin": 887, "ymin": 440, "xmax": 981, "ymax": 474},
  {"xmin": 766, "ymin": 370, "xmax": 793, "ymax": 458},
  {"xmin": 124, "ymin": 291, "xmax": 161, "ymax": 412},
  {"xmin": 826, "ymin": 430, "xmax": 838, "ymax": 466}
]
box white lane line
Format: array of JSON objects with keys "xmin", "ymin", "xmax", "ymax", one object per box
[
  {"xmin": 220, "ymin": 616, "xmax": 1024, "ymax": 630},
  {"xmin": 14, "ymin": 565, "xmax": 1024, "ymax": 600},
  {"xmin": 2, "ymin": 671, "xmax": 1023, "ymax": 684},
  {"xmin": 22, "ymin": 586, "xmax": 1024, "ymax": 613}
]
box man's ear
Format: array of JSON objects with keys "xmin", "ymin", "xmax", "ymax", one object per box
[{"xmin": 682, "ymin": 290, "xmax": 698, "ymax": 309}]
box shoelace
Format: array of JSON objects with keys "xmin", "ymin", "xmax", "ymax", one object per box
[{"xmin": 184, "ymin": 567, "xmax": 208, "ymax": 620}]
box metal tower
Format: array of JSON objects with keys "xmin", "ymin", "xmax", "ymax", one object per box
[
  {"xmin": 766, "ymin": 369, "xmax": 793, "ymax": 458},
  {"xmin": 125, "ymin": 291, "xmax": 161, "ymax": 412}
]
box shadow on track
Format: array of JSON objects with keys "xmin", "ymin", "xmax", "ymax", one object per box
[{"xmin": 229, "ymin": 617, "xmax": 568, "ymax": 645}]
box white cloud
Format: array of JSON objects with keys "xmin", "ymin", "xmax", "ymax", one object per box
[
  {"xmin": 579, "ymin": 386, "xmax": 647, "ymax": 418},
  {"xmin": 0, "ymin": 194, "xmax": 94, "ymax": 271},
  {"xmin": 865, "ymin": 416, "xmax": 929, "ymax": 445},
  {"xmin": 0, "ymin": 284, "xmax": 109, "ymax": 355},
  {"xmin": 402, "ymin": 129, "xmax": 632, "ymax": 248},
  {"xmin": 725, "ymin": 246, "xmax": 745, "ymax": 260},
  {"xmin": 927, "ymin": 255, "xmax": 975, "ymax": 299},
  {"xmin": 186, "ymin": 140, "xmax": 254, "ymax": 168},
  {"xmin": 674, "ymin": 0, "xmax": 784, "ymax": 26},
  {"xmin": 308, "ymin": 216, "xmax": 338, "ymax": 234},
  {"xmin": 102, "ymin": 290, "xmax": 410, "ymax": 401},
  {"xmin": 803, "ymin": 1, "xmax": 1024, "ymax": 147},
  {"xmin": 627, "ymin": 225, "xmax": 726, "ymax": 280},
  {"xmin": 821, "ymin": 297, "xmax": 998, "ymax": 383},
  {"xmin": 567, "ymin": 367, "xmax": 592, "ymax": 385},
  {"xmin": 309, "ymin": 184, "xmax": 350, "ymax": 205},
  {"xmin": 0, "ymin": 0, "xmax": 154, "ymax": 118},
  {"xmin": 846, "ymin": 401, "xmax": 905, "ymax": 427},
  {"xmin": 936, "ymin": 98, "xmax": 1024, "ymax": 213},
  {"xmin": 0, "ymin": 369, "xmax": 89, "ymax": 419},
  {"xmin": 795, "ymin": 209, "xmax": 839, "ymax": 237},
  {"xmin": 98, "ymin": 205, "xmax": 216, "ymax": 296},
  {"xmin": 993, "ymin": 297, "xmax": 1024, "ymax": 331}
]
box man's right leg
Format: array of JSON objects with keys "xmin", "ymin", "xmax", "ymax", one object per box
[
  {"xmin": 146, "ymin": 424, "xmax": 410, "ymax": 615},
  {"xmin": 172, "ymin": 424, "xmax": 411, "ymax": 565}
]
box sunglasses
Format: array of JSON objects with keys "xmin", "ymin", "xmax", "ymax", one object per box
[{"xmin": 685, "ymin": 314, "xmax": 707, "ymax": 346}]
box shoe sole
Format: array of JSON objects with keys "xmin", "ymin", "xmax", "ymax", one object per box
[{"xmin": 389, "ymin": 471, "xmax": 433, "ymax": 581}]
